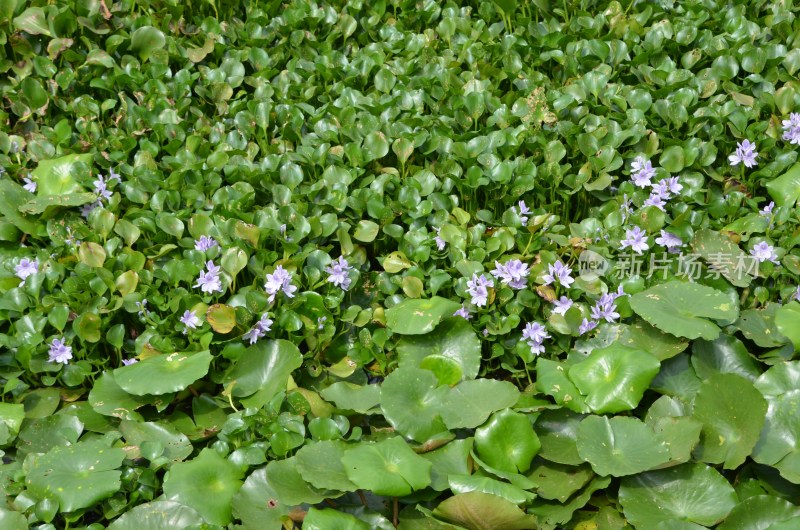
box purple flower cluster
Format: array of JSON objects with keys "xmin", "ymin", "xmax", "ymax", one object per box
[
  {"xmin": 180, "ymin": 310, "xmax": 201, "ymax": 333},
  {"xmin": 517, "ymin": 200, "xmax": 532, "ymax": 225},
  {"xmin": 581, "ymin": 287, "xmax": 627, "ymax": 334},
  {"xmin": 195, "ymin": 236, "xmax": 218, "ymax": 252},
  {"xmin": 434, "ymin": 228, "xmax": 446, "ymax": 251},
  {"xmin": 453, "ymin": 306, "xmax": 472, "ymax": 319},
  {"xmin": 542, "ymin": 260, "xmax": 574, "ymax": 288},
  {"xmin": 491, "ymin": 259, "xmax": 530, "ymax": 290},
  {"xmin": 466, "ymin": 273, "xmax": 493, "ymax": 307},
  {"xmin": 522, "ymin": 321, "xmax": 549, "ymax": 355},
  {"xmin": 654, "ymin": 230, "xmax": 683, "ymax": 253},
  {"xmin": 195, "ymin": 261, "xmax": 223, "ymax": 293},
  {"xmin": 729, "ymin": 140, "xmax": 758, "ymax": 168},
  {"xmin": 265, "ymin": 265, "xmax": 297, "ymax": 302},
  {"xmin": 631, "ymin": 156, "xmax": 656, "ymax": 188},
  {"xmin": 15, "ymin": 258, "xmax": 39, "ymax": 281},
  {"xmin": 620, "ymin": 226, "xmax": 650, "ymax": 254},
  {"xmin": 243, "ymin": 313, "xmax": 273, "ymax": 344},
  {"xmin": 82, "ymin": 170, "xmax": 120, "ymax": 217},
  {"xmin": 782, "ymin": 113, "xmax": 800, "ymax": 145},
  {"xmin": 325, "ymin": 256, "xmax": 353, "ymax": 290},
  {"xmin": 751, "ymin": 241, "xmax": 779, "ymax": 264},
  {"xmin": 551, "ymin": 296, "xmax": 573, "ymax": 315},
  {"xmin": 48, "ymin": 338, "xmax": 73, "ymax": 364},
  {"xmin": 23, "ymin": 176, "xmax": 36, "ymax": 193}
]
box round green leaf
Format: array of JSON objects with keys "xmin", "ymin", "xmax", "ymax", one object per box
[
  {"xmin": 206, "ymin": 304, "xmax": 236, "ymax": 333},
  {"xmin": 717, "ymin": 495, "xmax": 800, "ymax": 530},
  {"xmin": 265, "ymin": 457, "xmax": 335, "ymax": 505},
  {"xmin": 397, "ymin": 317, "xmax": 481, "ymax": 380},
  {"xmin": 385, "ymin": 297, "xmax": 462, "ymax": 335},
  {"xmin": 232, "ymin": 468, "xmax": 289, "ymax": 530},
  {"xmin": 107, "ymin": 501, "xmax": 208, "ymax": 530},
  {"xmin": 120, "ymin": 420, "xmax": 192, "ymax": 463},
  {"xmin": 88, "ymin": 372, "xmax": 156, "ymax": 420},
  {"xmin": 380, "ymin": 367, "xmax": 449, "ymax": 443},
  {"xmin": 576, "ymin": 415, "xmax": 670, "ymax": 477},
  {"xmin": 224, "ymin": 339, "xmax": 302, "ymax": 408},
  {"xmin": 691, "ymin": 373, "xmax": 767, "ymax": 469},
  {"xmin": 362, "ymin": 131, "xmax": 389, "ymax": 162},
  {"xmin": 0, "ymin": 508, "xmax": 27, "ymax": 530},
  {"xmin": 752, "ymin": 364, "xmax": 800, "ymax": 483},
  {"xmin": 535, "ymin": 408, "xmax": 587, "ymax": 466},
  {"xmin": 32, "ymin": 153, "xmax": 92, "ymax": 196},
  {"xmin": 73, "ymin": 312, "xmax": 102, "ymax": 343},
  {"xmin": 691, "ymin": 229, "xmax": 754, "ymax": 287},
  {"xmin": 419, "ymin": 355, "xmax": 462, "ymax": 385},
  {"xmin": 114, "ymin": 351, "xmax": 212, "ymax": 396},
  {"xmin": 162, "ymin": 448, "xmax": 244, "ymax": 526},
  {"xmin": 440, "ymin": 379, "xmax": 520, "ymax": 430},
  {"xmin": 432, "ymin": 491, "xmax": 539, "ymax": 530},
  {"xmin": 25, "ymin": 440, "xmax": 126, "ymax": 512},
  {"xmin": 342, "ymin": 436, "xmax": 432, "ymax": 496},
  {"xmin": 775, "ymin": 302, "xmax": 800, "ymax": 351},
  {"xmin": 526, "ymin": 459, "xmax": 594, "ymax": 502},
  {"xmin": 630, "ymin": 281, "xmax": 739, "ymax": 340},
  {"xmin": 619, "ymin": 463, "xmax": 737, "ymax": 528},
  {"xmin": 78, "ymin": 242, "xmax": 106, "ymax": 268},
  {"xmin": 295, "ymin": 440, "xmax": 358, "ymax": 492},
  {"xmin": 692, "ymin": 335, "xmax": 761, "ymax": 381},
  {"xmin": 568, "ymin": 344, "xmax": 660, "ymax": 413},
  {"xmin": 766, "ymin": 162, "xmax": 800, "ymax": 207},
  {"xmin": 303, "ymin": 508, "xmax": 371, "ymax": 530},
  {"xmin": 130, "ymin": 26, "xmax": 166, "ymax": 61},
  {"xmin": 474, "ymin": 409, "xmax": 539, "ymax": 474},
  {"xmin": 319, "ymin": 382, "xmax": 381, "ymax": 414}
]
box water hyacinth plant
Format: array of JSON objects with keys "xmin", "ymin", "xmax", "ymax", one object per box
[{"xmin": 1, "ymin": 0, "xmax": 800, "ymax": 529}]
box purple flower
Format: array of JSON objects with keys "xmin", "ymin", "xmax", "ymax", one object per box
[
  {"xmin": 434, "ymin": 228, "xmax": 446, "ymax": 251},
  {"xmin": 590, "ymin": 294, "xmax": 620, "ymax": 322},
  {"xmin": 750, "ymin": 242, "xmax": 779, "ymax": 264},
  {"xmin": 93, "ymin": 175, "xmax": 113, "ymax": 201},
  {"xmin": 760, "ymin": 201, "xmax": 775, "ymax": 217},
  {"xmin": 483, "ymin": 328, "xmax": 490, "ymax": 337},
  {"xmin": 317, "ymin": 316, "xmax": 327, "ymax": 330},
  {"xmin": 48, "ymin": 338, "xmax": 73, "ymax": 364},
  {"xmin": 135, "ymin": 299, "xmax": 148, "ymax": 317},
  {"xmin": 517, "ymin": 200, "xmax": 532, "ymax": 225},
  {"xmin": 23, "ymin": 177, "xmax": 37, "ymax": 193},
  {"xmin": 542, "ymin": 260, "xmax": 574, "ymax": 288},
  {"xmin": 81, "ymin": 200, "xmax": 102, "ymax": 218},
  {"xmin": 665, "ymin": 176, "xmax": 683, "ymax": 195},
  {"xmin": 522, "ymin": 321, "xmax": 549, "ymax": 344},
  {"xmin": 552, "ymin": 296, "xmax": 574, "ymax": 315},
  {"xmin": 782, "ymin": 113, "xmax": 800, "ymax": 145},
  {"xmin": 643, "ymin": 192, "xmax": 666, "ymax": 211},
  {"xmin": 453, "ymin": 306, "xmax": 472, "ymax": 319},
  {"xmin": 631, "ymin": 156, "xmax": 656, "ymax": 188},
  {"xmin": 491, "ymin": 259, "xmax": 530, "ymax": 290},
  {"xmin": 621, "ymin": 194, "xmax": 634, "ymax": 222},
  {"xmin": 122, "ymin": 358, "xmax": 138, "ymax": 366},
  {"xmin": 265, "ymin": 265, "xmax": 297, "ymax": 302},
  {"xmin": 610, "ymin": 284, "xmax": 628, "ymax": 300},
  {"xmin": 655, "ymin": 230, "xmax": 683, "ymax": 253},
  {"xmin": 729, "ymin": 140, "xmax": 758, "ymax": 168},
  {"xmin": 579, "ymin": 318, "xmax": 598, "ymax": 335},
  {"xmin": 180, "ymin": 310, "xmax": 201, "ymax": 333},
  {"xmin": 620, "ymin": 226, "xmax": 650, "ymax": 254},
  {"xmin": 15, "ymin": 258, "xmax": 39, "ymax": 280},
  {"xmin": 466, "ymin": 273, "xmax": 494, "ymax": 307},
  {"xmin": 242, "ymin": 313, "xmax": 273, "ymax": 344},
  {"xmin": 108, "ymin": 168, "xmax": 122, "ymax": 182},
  {"xmin": 325, "ymin": 257, "xmax": 353, "ymax": 290},
  {"xmin": 194, "ymin": 236, "xmax": 218, "ymax": 252},
  {"xmin": 195, "ymin": 260, "xmax": 223, "ymax": 293}
]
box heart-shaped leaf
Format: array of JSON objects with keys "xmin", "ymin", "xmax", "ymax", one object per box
[
  {"xmin": 577, "ymin": 415, "xmax": 671, "ymax": 476},
  {"xmin": 114, "ymin": 351, "xmax": 212, "ymax": 396},
  {"xmin": 342, "ymin": 436, "xmax": 432, "ymax": 496}
]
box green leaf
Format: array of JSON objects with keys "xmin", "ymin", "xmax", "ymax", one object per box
[
  {"xmin": 717, "ymin": 495, "xmax": 800, "ymax": 530},
  {"xmin": 73, "ymin": 312, "xmax": 102, "ymax": 342},
  {"xmin": 691, "ymin": 373, "xmax": 767, "ymax": 468},
  {"xmin": 362, "ymin": 131, "xmax": 389, "ymax": 162},
  {"xmin": 752, "ymin": 363, "xmax": 800, "ymax": 483},
  {"xmin": 342, "ymin": 436, "xmax": 432, "ymax": 496},
  {"xmin": 130, "ymin": 26, "xmax": 166, "ymax": 61},
  {"xmin": 13, "ymin": 6, "xmax": 50, "ymax": 36},
  {"xmin": 163, "ymin": 448, "xmax": 244, "ymax": 526},
  {"xmin": 385, "ymin": 297, "xmax": 462, "ymax": 335},
  {"xmin": 568, "ymin": 343, "xmax": 660, "ymax": 413},
  {"xmin": 32, "ymin": 153, "xmax": 92, "ymax": 196},
  {"xmin": 265, "ymin": 457, "xmax": 335, "ymax": 505},
  {"xmin": 114, "ymin": 351, "xmax": 212, "ymax": 396},
  {"xmin": 107, "ymin": 501, "xmax": 208, "ymax": 530},
  {"xmin": 88, "ymin": 372, "xmax": 156, "ymax": 421},
  {"xmin": 691, "ymin": 229, "xmax": 754, "ymax": 287},
  {"xmin": 474, "ymin": 409, "xmax": 539, "ymax": 474},
  {"xmin": 397, "ymin": 318, "xmax": 481, "ymax": 380},
  {"xmin": 525, "ymin": 459, "xmax": 594, "ymax": 502},
  {"xmin": 535, "ymin": 408, "xmax": 587, "ymax": 466},
  {"xmin": 206, "ymin": 304, "xmax": 236, "ymax": 333},
  {"xmin": 225, "ymin": 339, "xmax": 302, "ymax": 408},
  {"xmin": 535, "ymin": 358, "xmax": 590, "ymax": 414},
  {"xmin": 432, "ymin": 492, "xmax": 539, "ymax": 530},
  {"xmin": 439, "ymin": 379, "xmax": 520, "ymax": 429},
  {"xmin": 25, "ymin": 439, "xmax": 126, "ymax": 512},
  {"xmin": 232, "ymin": 468, "xmax": 289, "ymax": 530},
  {"xmin": 766, "ymin": 162, "xmax": 800, "ymax": 207},
  {"xmin": 630, "ymin": 281, "xmax": 739, "ymax": 340},
  {"xmin": 0, "ymin": 180, "xmax": 42, "ymax": 235},
  {"xmin": 577, "ymin": 415, "xmax": 670, "ymax": 476},
  {"xmin": 120, "ymin": 420, "xmax": 193, "ymax": 462},
  {"xmin": 320, "ymin": 382, "xmax": 381, "ymax": 414},
  {"xmin": 448, "ymin": 475, "xmax": 534, "ymax": 505},
  {"xmin": 691, "ymin": 335, "xmax": 761, "ymax": 381},
  {"xmin": 775, "ymin": 302, "xmax": 800, "ymax": 351},
  {"xmin": 78, "ymin": 242, "xmax": 106, "ymax": 268},
  {"xmin": 380, "ymin": 367, "xmax": 448, "ymax": 442},
  {"xmin": 304, "ymin": 508, "xmax": 371, "ymax": 530},
  {"xmin": 0, "ymin": 508, "xmax": 27, "ymax": 530},
  {"xmin": 295, "ymin": 440, "xmax": 358, "ymax": 492},
  {"xmin": 421, "ymin": 439, "xmax": 473, "ymax": 491},
  {"xmin": 619, "ymin": 463, "xmax": 737, "ymax": 528},
  {"xmin": 353, "ymin": 220, "xmax": 380, "ymax": 242}
]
